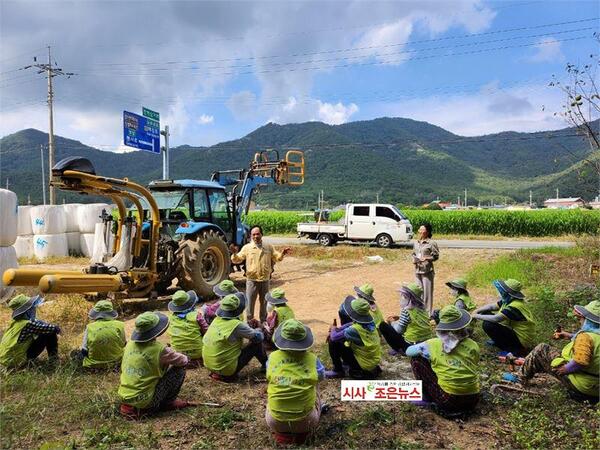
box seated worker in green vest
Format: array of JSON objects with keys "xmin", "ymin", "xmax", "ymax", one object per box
[
  {"xmin": 0, "ymin": 294, "xmax": 60, "ymax": 369},
  {"xmin": 203, "ymin": 280, "xmax": 239, "ymax": 325},
  {"xmin": 431, "ymin": 279, "xmax": 477, "ymax": 333},
  {"xmin": 472, "ymin": 279, "xmax": 536, "ymax": 357},
  {"xmin": 167, "ymin": 290, "xmax": 208, "ymax": 368},
  {"xmin": 266, "ymin": 319, "xmax": 326, "ymax": 445},
  {"xmin": 503, "ymin": 300, "xmax": 600, "ymax": 404},
  {"xmin": 325, "ymin": 297, "xmax": 383, "ymax": 379},
  {"xmin": 379, "ymin": 283, "xmax": 433, "ymax": 355},
  {"xmin": 263, "ymin": 288, "xmax": 296, "ymax": 347},
  {"xmin": 70, "ymin": 300, "xmax": 126, "ymax": 370},
  {"xmin": 406, "ymin": 305, "xmax": 480, "ymax": 415},
  {"xmin": 202, "ymin": 293, "xmax": 268, "ymax": 382},
  {"xmin": 354, "ymin": 283, "xmax": 384, "ymax": 329},
  {"xmin": 118, "ymin": 311, "xmax": 195, "ymax": 419}
]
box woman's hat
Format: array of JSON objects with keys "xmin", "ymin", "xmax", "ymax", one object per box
[
  {"xmin": 342, "ymin": 296, "xmax": 374, "ymax": 324},
  {"xmin": 216, "ymin": 293, "xmax": 246, "ymax": 319},
  {"xmin": 497, "ymin": 279, "xmax": 525, "ymax": 300},
  {"xmin": 266, "ymin": 288, "xmax": 287, "ymax": 305},
  {"xmin": 445, "ymin": 278, "xmax": 468, "ymax": 293},
  {"xmin": 8, "ymin": 294, "xmax": 41, "ymax": 319},
  {"xmin": 89, "ymin": 300, "xmax": 118, "ymax": 320},
  {"xmin": 131, "ymin": 311, "xmax": 169, "ymax": 342},
  {"xmin": 398, "ymin": 282, "xmax": 424, "ymax": 304},
  {"xmin": 435, "ymin": 305, "xmax": 472, "ymax": 331},
  {"xmin": 354, "ymin": 283, "xmax": 375, "ymax": 303},
  {"xmin": 273, "ymin": 319, "xmax": 314, "ymax": 351},
  {"xmin": 168, "ymin": 290, "xmax": 199, "ymax": 313},
  {"xmin": 213, "ymin": 279, "xmax": 238, "ymax": 298},
  {"xmin": 574, "ymin": 300, "xmax": 600, "ymax": 324}
]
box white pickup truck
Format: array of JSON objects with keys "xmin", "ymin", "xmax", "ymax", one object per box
[{"xmin": 297, "ymin": 203, "xmax": 413, "ymax": 247}]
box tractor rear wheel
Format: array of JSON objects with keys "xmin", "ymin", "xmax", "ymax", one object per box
[{"xmin": 175, "ymin": 230, "xmax": 230, "ymax": 298}]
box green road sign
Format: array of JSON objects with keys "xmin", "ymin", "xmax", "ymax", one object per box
[{"xmin": 142, "ymin": 107, "xmax": 160, "ymax": 121}]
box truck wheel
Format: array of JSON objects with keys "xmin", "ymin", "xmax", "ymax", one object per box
[
  {"xmin": 376, "ymin": 233, "xmax": 392, "ymax": 248},
  {"xmin": 175, "ymin": 229, "xmax": 230, "ymax": 297},
  {"xmin": 318, "ymin": 233, "xmax": 334, "ymax": 246}
]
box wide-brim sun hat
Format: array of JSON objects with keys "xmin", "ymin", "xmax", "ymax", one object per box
[
  {"xmin": 435, "ymin": 305, "xmax": 472, "ymax": 331},
  {"xmin": 574, "ymin": 300, "xmax": 600, "ymax": 324},
  {"xmin": 496, "ymin": 279, "xmax": 525, "ymax": 300},
  {"xmin": 273, "ymin": 319, "xmax": 314, "ymax": 351},
  {"xmin": 354, "ymin": 283, "xmax": 375, "ymax": 303},
  {"xmin": 266, "ymin": 288, "xmax": 287, "ymax": 305},
  {"xmin": 89, "ymin": 299, "xmax": 118, "ymax": 320},
  {"xmin": 445, "ymin": 279, "xmax": 468, "ymax": 293},
  {"xmin": 397, "ymin": 282, "xmax": 425, "ymax": 305},
  {"xmin": 131, "ymin": 311, "xmax": 169, "ymax": 342},
  {"xmin": 342, "ymin": 296, "xmax": 374, "ymax": 324},
  {"xmin": 213, "ymin": 279, "xmax": 238, "ymax": 297},
  {"xmin": 168, "ymin": 290, "xmax": 199, "ymax": 313},
  {"xmin": 9, "ymin": 294, "xmax": 41, "ymax": 319},
  {"xmin": 217, "ymin": 293, "xmax": 246, "ymax": 319}
]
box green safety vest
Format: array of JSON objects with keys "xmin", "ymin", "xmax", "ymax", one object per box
[
  {"xmin": 83, "ymin": 319, "xmax": 126, "ymax": 369},
  {"xmin": 168, "ymin": 311, "xmax": 203, "ymax": 360},
  {"xmin": 350, "ymin": 323, "xmax": 382, "ymax": 371},
  {"xmin": 274, "ymin": 305, "xmax": 295, "ymax": 326},
  {"xmin": 427, "ymin": 337, "xmax": 481, "ymax": 395},
  {"xmin": 455, "ymin": 294, "xmax": 476, "ymax": 312},
  {"xmin": 404, "ymin": 308, "xmax": 433, "ymax": 344},
  {"xmin": 370, "ymin": 304, "xmax": 384, "ymax": 328},
  {"xmin": 551, "ymin": 332, "xmax": 600, "ymax": 397},
  {"xmin": 500, "ymin": 300, "xmax": 536, "ymax": 349},
  {"xmin": 202, "ymin": 317, "xmax": 242, "ymax": 376},
  {"xmin": 118, "ymin": 340, "xmax": 166, "ymax": 409},
  {"xmin": 267, "ymin": 350, "xmax": 318, "ymax": 422},
  {"xmin": 0, "ymin": 319, "xmax": 32, "ymax": 368}
]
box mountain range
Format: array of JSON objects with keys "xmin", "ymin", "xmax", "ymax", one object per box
[{"xmin": 0, "ymin": 117, "xmax": 598, "ymax": 208}]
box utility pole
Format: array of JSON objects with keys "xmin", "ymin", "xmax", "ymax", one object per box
[
  {"xmin": 160, "ymin": 125, "xmax": 170, "ymax": 180},
  {"xmin": 529, "ymin": 190, "xmax": 532, "ymax": 207},
  {"xmin": 464, "ymin": 188, "xmax": 468, "ymax": 208},
  {"xmin": 22, "ymin": 46, "xmax": 74, "ymax": 204},
  {"xmin": 40, "ymin": 144, "xmax": 47, "ymax": 205},
  {"xmin": 376, "ymin": 192, "xmax": 379, "ymax": 203},
  {"xmin": 556, "ymin": 188, "xmax": 559, "ymax": 199}
]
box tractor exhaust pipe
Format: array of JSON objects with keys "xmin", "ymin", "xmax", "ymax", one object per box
[{"xmin": 39, "ymin": 274, "xmax": 126, "ymax": 294}]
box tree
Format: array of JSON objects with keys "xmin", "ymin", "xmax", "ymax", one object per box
[{"xmin": 550, "ymin": 34, "xmax": 600, "ymax": 199}]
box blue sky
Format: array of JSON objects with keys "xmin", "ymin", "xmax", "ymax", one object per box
[{"xmin": 0, "ymin": 1, "xmax": 598, "ymax": 151}]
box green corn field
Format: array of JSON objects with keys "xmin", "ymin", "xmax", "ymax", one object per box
[{"xmin": 246, "ymin": 209, "xmax": 600, "ymax": 236}]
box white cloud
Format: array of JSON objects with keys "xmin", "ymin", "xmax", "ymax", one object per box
[
  {"xmin": 375, "ymin": 81, "xmax": 567, "ymax": 135},
  {"xmin": 317, "ymin": 101, "xmax": 359, "ymax": 125},
  {"xmin": 197, "ymin": 114, "xmax": 214, "ymax": 125},
  {"xmin": 353, "ymin": 19, "xmax": 413, "ymax": 65},
  {"xmin": 529, "ymin": 37, "xmax": 564, "ymax": 63}
]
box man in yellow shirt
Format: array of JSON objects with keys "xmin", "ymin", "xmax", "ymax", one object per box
[{"xmin": 230, "ymin": 226, "xmax": 291, "ymax": 322}]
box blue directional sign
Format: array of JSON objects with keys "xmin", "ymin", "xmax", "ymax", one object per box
[{"xmin": 123, "ymin": 110, "xmax": 160, "ymax": 154}]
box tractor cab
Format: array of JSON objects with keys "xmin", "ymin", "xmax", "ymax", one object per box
[{"xmin": 145, "ymin": 179, "xmax": 234, "ymax": 242}]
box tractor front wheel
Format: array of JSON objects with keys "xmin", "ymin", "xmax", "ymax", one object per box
[{"xmin": 175, "ymin": 230, "xmax": 230, "ymax": 298}]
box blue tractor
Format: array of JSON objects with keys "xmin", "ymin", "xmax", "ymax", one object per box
[{"xmin": 146, "ymin": 149, "xmax": 305, "ymax": 297}]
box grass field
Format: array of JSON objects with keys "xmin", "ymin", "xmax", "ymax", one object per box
[{"xmin": 1, "ymin": 244, "xmax": 600, "ymax": 449}]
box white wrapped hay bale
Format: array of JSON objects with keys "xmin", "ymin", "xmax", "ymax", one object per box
[
  {"xmin": 80, "ymin": 233, "xmax": 95, "ymax": 257},
  {"xmin": 0, "ymin": 246, "xmax": 18, "ymax": 302},
  {"xmin": 0, "ymin": 189, "xmax": 18, "ymax": 246},
  {"xmin": 14, "ymin": 235, "xmax": 33, "ymax": 259},
  {"xmin": 33, "ymin": 234, "xmax": 68, "ymax": 260},
  {"xmin": 66, "ymin": 231, "xmax": 81, "ymax": 255},
  {"xmin": 17, "ymin": 205, "xmax": 33, "ymax": 236},
  {"xmin": 91, "ymin": 222, "xmax": 109, "ymax": 263},
  {"xmin": 30, "ymin": 205, "xmax": 67, "ymax": 235},
  {"xmin": 62, "ymin": 203, "xmax": 82, "ymax": 232},
  {"xmin": 77, "ymin": 203, "xmax": 111, "ymax": 233}
]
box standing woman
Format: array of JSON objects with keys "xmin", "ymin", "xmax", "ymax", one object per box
[{"xmin": 413, "ymin": 223, "xmax": 439, "ymax": 314}]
